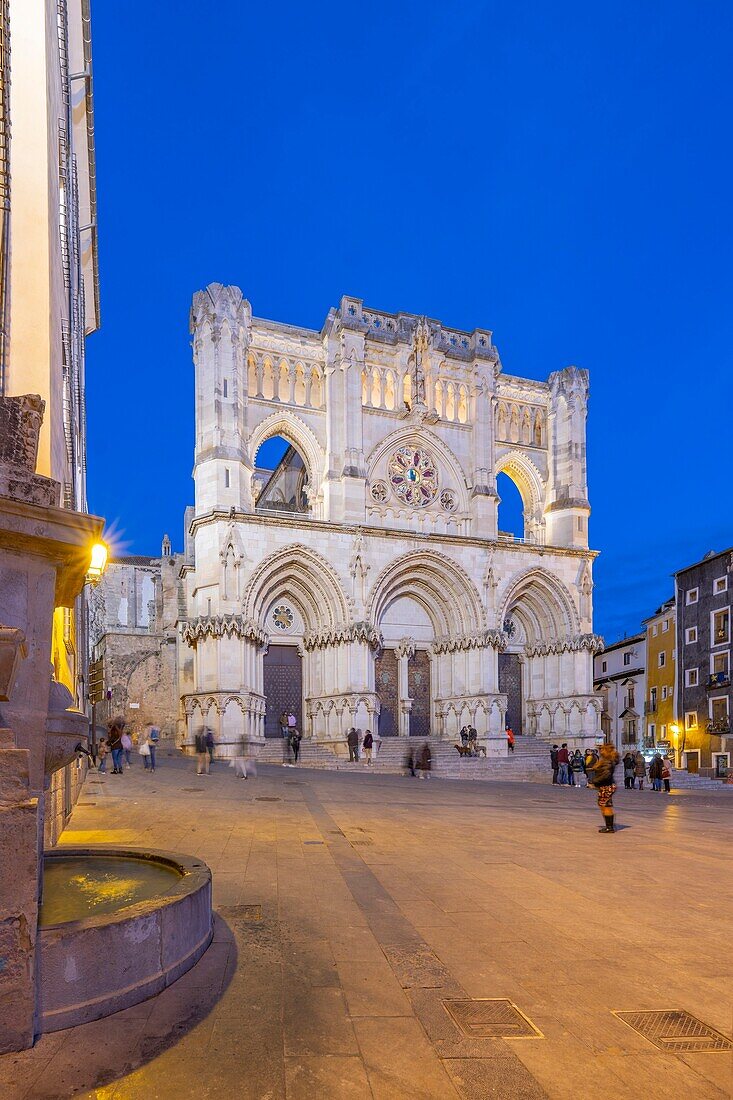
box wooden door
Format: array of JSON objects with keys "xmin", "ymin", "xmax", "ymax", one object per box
[
  {"xmin": 375, "ymin": 648, "xmax": 398, "ymax": 736},
  {"xmin": 408, "ymin": 650, "xmax": 431, "ymax": 737},
  {"xmin": 263, "ymin": 645, "xmax": 302, "ymax": 738}
]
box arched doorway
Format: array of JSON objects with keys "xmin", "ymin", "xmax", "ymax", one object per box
[{"xmin": 262, "ymin": 643, "xmax": 302, "ymax": 738}]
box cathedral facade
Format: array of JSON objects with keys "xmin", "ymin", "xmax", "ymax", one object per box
[{"xmin": 179, "ymin": 284, "xmax": 602, "ymax": 757}]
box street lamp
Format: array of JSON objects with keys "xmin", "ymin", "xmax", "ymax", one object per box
[
  {"xmin": 86, "ymin": 540, "xmax": 108, "ymax": 585},
  {"xmin": 670, "ymin": 722, "xmax": 681, "ymax": 768}
]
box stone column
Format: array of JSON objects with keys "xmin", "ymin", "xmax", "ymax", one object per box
[{"xmin": 395, "ymin": 640, "xmax": 415, "ymax": 737}]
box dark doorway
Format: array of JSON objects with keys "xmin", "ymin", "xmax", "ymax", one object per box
[
  {"xmin": 263, "ymin": 644, "xmax": 302, "ymax": 738},
  {"xmin": 375, "ymin": 648, "xmax": 398, "ymax": 736},
  {"xmin": 408, "ymin": 650, "xmax": 431, "ymax": 737},
  {"xmin": 499, "ymin": 652, "xmax": 523, "ymax": 734}
]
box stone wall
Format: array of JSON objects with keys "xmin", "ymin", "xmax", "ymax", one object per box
[{"xmin": 44, "ymin": 759, "xmax": 87, "ymax": 848}]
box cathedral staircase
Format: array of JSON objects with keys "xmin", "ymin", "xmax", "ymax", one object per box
[{"xmin": 255, "ymin": 733, "xmax": 555, "ymax": 782}]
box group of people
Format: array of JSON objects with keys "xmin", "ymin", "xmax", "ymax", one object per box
[
  {"xmin": 457, "ymin": 725, "xmax": 484, "ymax": 756},
  {"xmin": 97, "ymin": 718, "xmax": 160, "ymax": 773},
  {"xmin": 550, "ymin": 743, "xmax": 596, "ymax": 786},
  {"xmin": 346, "ymin": 727, "xmax": 379, "ymax": 763},
  {"xmin": 622, "ymin": 751, "xmax": 672, "ymax": 792},
  {"xmin": 194, "ymin": 727, "xmax": 216, "ymax": 774}
]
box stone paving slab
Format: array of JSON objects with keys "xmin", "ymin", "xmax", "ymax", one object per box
[{"xmin": 1, "ymin": 758, "xmax": 732, "ymax": 1098}]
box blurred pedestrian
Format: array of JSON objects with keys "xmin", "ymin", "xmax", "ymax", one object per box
[
  {"xmin": 147, "ymin": 723, "xmax": 159, "ymax": 771},
  {"xmin": 206, "ymin": 727, "xmax": 215, "ymax": 766},
  {"xmin": 662, "ymin": 756, "xmax": 672, "ymax": 793},
  {"xmin": 97, "ymin": 738, "xmax": 108, "ymax": 773},
  {"xmin": 195, "ymin": 728, "xmax": 210, "ymax": 775},
  {"xmin": 121, "ymin": 727, "xmax": 133, "ymax": 768},
  {"xmin": 363, "ymin": 729, "xmax": 374, "ymax": 764},
  {"xmin": 550, "ymin": 744, "xmax": 559, "ymax": 784},
  {"xmin": 417, "ymin": 741, "xmax": 432, "ymax": 779},
  {"xmin": 587, "ymin": 742, "xmax": 620, "ymax": 832},
  {"xmin": 634, "ymin": 750, "xmax": 647, "ymax": 790},
  {"xmin": 289, "ymin": 726, "xmax": 302, "ymax": 764},
  {"xmin": 347, "ymin": 727, "xmax": 359, "ymax": 762},
  {"xmin": 506, "ymin": 726, "xmax": 515, "ymax": 753}
]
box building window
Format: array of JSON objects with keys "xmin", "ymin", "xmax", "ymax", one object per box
[
  {"xmin": 601, "ymin": 660, "xmax": 607, "ymax": 673},
  {"xmin": 711, "ymin": 652, "xmax": 730, "ymax": 677},
  {"xmin": 685, "ymin": 711, "xmax": 697, "ymax": 730},
  {"xmin": 711, "ymin": 697, "xmax": 729, "ymax": 724},
  {"xmin": 658, "ymin": 651, "xmax": 666, "ymax": 668},
  {"xmin": 712, "ymin": 609, "xmax": 730, "ymax": 646},
  {"xmin": 662, "ymin": 619, "xmax": 669, "ymax": 632},
  {"xmin": 224, "ymin": 468, "xmax": 230, "ymax": 489},
  {"xmin": 651, "ymin": 623, "xmax": 658, "ymax": 636},
  {"xmin": 685, "ymin": 668, "xmax": 698, "ymax": 687},
  {"xmin": 650, "ymin": 687, "xmax": 657, "ymax": 710},
  {"xmin": 713, "ymin": 576, "xmax": 727, "ymax": 595},
  {"xmin": 223, "ymin": 378, "xmax": 228, "ymax": 398},
  {"xmin": 648, "ymin": 723, "xmax": 655, "ymax": 741},
  {"xmin": 627, "ymin": 685, "xmax": 636, "ymax": 708},
  {"xmin": 577, "ymin": 516, "xmax": 583, "ymax": 532},
  {"xmin": 661, "ymin": 685, "xmax": 668, "ymax": 701},
  {"xmin": 686, "ymin": 588, "xmax": 699, "ymax": 605},
  {"xmin": 623, "ymin": 652, "xmax": 631, "ymax": 666},
  {"xmin": 685, "ymin": 626, "xmax": 697, "ymax": 644},
  {"xmin": 661, "ymin": 724, "xmax": 667, "ymax": 738}
]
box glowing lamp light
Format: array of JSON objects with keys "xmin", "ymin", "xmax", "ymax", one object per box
[
  {"xmin": 86, "ymin": 541, "xmax": 109, "ymax": 584},
  {"xmin": 670, "ymin": 723, "xmax": 680, "ymax": 738}
]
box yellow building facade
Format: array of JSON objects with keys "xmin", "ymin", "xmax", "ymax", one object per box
[{"xmin": 643, "ymin": 598, "xmax": 676, "ymax": 754}]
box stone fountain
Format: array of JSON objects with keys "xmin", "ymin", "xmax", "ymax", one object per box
[{"xmin": 0, "ymin": 396, "xmax": 212, "ymax": 1053}]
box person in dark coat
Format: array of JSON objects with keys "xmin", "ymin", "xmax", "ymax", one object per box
[
  {"xmin": 648, "ymin": 753, "xmax": 664, "ymax": 791},
  {"xmin": 634, "ymin": 750, "xmax": 647, "ymax": 790},
  {"xmin": 363, "ymin": 730, "xmax": 374, "ymax": 764},
  {"xmin": 417, "ymin": 741, "xmax": 431, "ymax": 779},
  {"xmin": 289, "ymin": 727, "xmax": 302, "ymax": 764},
  {"xmin": 550, "ymin": 744, "xmax": 559, "ymax": 784},
  {"xmin": 107, "ymin": 718, "xmax": 125, "ymax": 774},
  {"xmin": 587, "ymin": 743, "xmax": 620, "ymax": 832},
  {"xmin": 347, "ymin": 727, "xmax": 359, "ymax": 762},
  {"xmin": 622, "ymin": 752, "xmax": 635, "ymax": 789}
]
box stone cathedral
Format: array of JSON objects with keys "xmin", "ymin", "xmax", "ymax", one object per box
[{"xmin": 178, "ymin": 283, "xmax": 602, "ymax": 757}]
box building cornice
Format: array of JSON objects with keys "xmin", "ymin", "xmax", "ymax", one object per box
[{"xmin": 188, "ymin": 509, "xmax": 600, "ymax": 561}]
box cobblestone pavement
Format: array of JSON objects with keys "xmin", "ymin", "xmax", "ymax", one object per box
[{"xmin": 2, "ymin": 757, "xmax": 732, "ymax": 1099}]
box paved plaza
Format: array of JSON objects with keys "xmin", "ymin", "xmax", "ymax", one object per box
[{"xmin": 2, "ymin": 757, "xmax": 732, "ymax": 1100}]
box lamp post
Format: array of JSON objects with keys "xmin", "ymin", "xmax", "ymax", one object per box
[{"xmin": 85, "ymin": 540, "xmax": 109, "ymax": 759}]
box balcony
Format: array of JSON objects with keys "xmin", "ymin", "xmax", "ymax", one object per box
[
  {"xmin": 707, "ymin": 719, "xmax": 731, "ymax": 736},
  {"xmin": 644, "ymin": 701, "xmax": 657, "ymax": 715},
  {"xmin": 707, "ymin": 672, "xmax": 731, "ymax": 690}
]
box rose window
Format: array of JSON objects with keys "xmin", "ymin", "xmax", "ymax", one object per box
[
  {"xmin": 272, "ymin": 605, "xmax": 294, "ymax": 631},
  {"xmin": 388, "ymin": 447, "xmax": 438, "ymax": 507}
]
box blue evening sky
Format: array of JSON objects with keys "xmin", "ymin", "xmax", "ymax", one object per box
[{"xmin": 86, "ymin": 0, "xmax": 732, "ymax": 642}]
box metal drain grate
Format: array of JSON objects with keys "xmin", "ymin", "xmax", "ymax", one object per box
[
  {"xmin": 255, "ymin": 796, "xmax": 281, "ymax": 802},
  {"xmin": 182, "ymin": 787, "xmax": 205, "ymax": 793},
  {"xmin": 349, "ymin": 840, "xmax": 374, "ymax": 847},
  {"xmin": 444, "ymin": 999, "xmax": 543, "ymax": 1039},
  {"xmin": 303, "ymin": 840, "xmax": 324, "ymax": 845},
  {"xmin": 613, "ymin": 1010, "xmax": 733, "ymax": 1053}
]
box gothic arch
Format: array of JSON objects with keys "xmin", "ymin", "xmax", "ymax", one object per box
[
  {"xmin": 495, "ymin": 450, "xmax": 545, "ymax": 517},
  {"xmin": 498, "ymin": 566, "xmax": 580, "ymax": 643},
  {"xmin": 368, "ymin": 550, "xmax": 486, "ymax": 638},
  {"xmin": 366, "ymin": 427, "xmax": 470, "ymax": 513},
  {"xmin": 248, "ymin": 410, "xmax": 326, "ymax": 491},
  {"xmin": 243, "ymin": 543, "xmax": 350, "ymax": 633}
]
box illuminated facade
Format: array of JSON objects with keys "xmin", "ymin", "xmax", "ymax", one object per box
[
  {"xmin": 593, "ymin": 634, "xmax": 646, "ymax": 751},
  {"xmin": 642, "ymin": 599, "xmax": 676, "ymax": 753},
  {"xmin": 178, "ymin": 285, "xmax": 603, "ymax": 757}
]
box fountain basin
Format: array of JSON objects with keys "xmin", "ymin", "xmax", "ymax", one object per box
[{"xmin": 39, "ymin": 847, "xmax": 212, "ymax": 1032}]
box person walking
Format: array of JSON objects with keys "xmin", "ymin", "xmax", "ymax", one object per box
[
  {"xmin": 634, "ymin": 750, "xmax": 647, "ymax": 790},
  {"xmin": 147, "ymin": 723, "xmax": 159, "ymax": 772},
  {"xmin": 347, "ymin": 727, "xmax": 359, "ymax": 763},
  {"xmin": 649, "ymin": 753, "xmax": 663, "ymax": 791},
  {"xmin": 121, "ymin": 728, "xmax": 133, "ymax": 769},
  {"xmin": 587, "ymin": 742, "xmax": 621, "ymax": 832},
  {"xmin": 107, "ymin": 718, "xmax": 125, "ymax": 774},
  {"xmin": 138, "ymin": 728, "xmax": 152, "ymax": 770},
  {"xmin": 622, "ymin": 752, "xmax": 635, "ymax": 789},
  {"xmin": 571, "ymin": 749, "xmax": 586, "ymax": 787},
  {"xmin": 97, "ymin": 738, "xmax": 108, "ymax": 773},
  {"xmin": 557, "ymin": 743, "xmax": 570, "ymax": 785},
  {"xmin": 205, "ymin": 727, "xmax": 215, "ymax": 768},
  {"xmin": 363, "ymin": 729, "xmax": 374, "ymax": 765},
  {"xmin": 506, "ymin": 726, "xmax": 515, "ymax": 753},
  {"xmin": 195, "ymin": 729, "xmax": 210, "ymax": 775},
  {"xmin": 289, "ymin": 726, "xmax": 302, "ymax": 765},
  {"xmin": 662, "ymin": 756, "xmax": 672, "ymax": 793},
  {"xmin": 550, "ymin": 744, "xmax": 559, "ymax": 784},
  {"xmin": 417, "ymin": 741, "xmax": 432, "ymax": 779}
]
